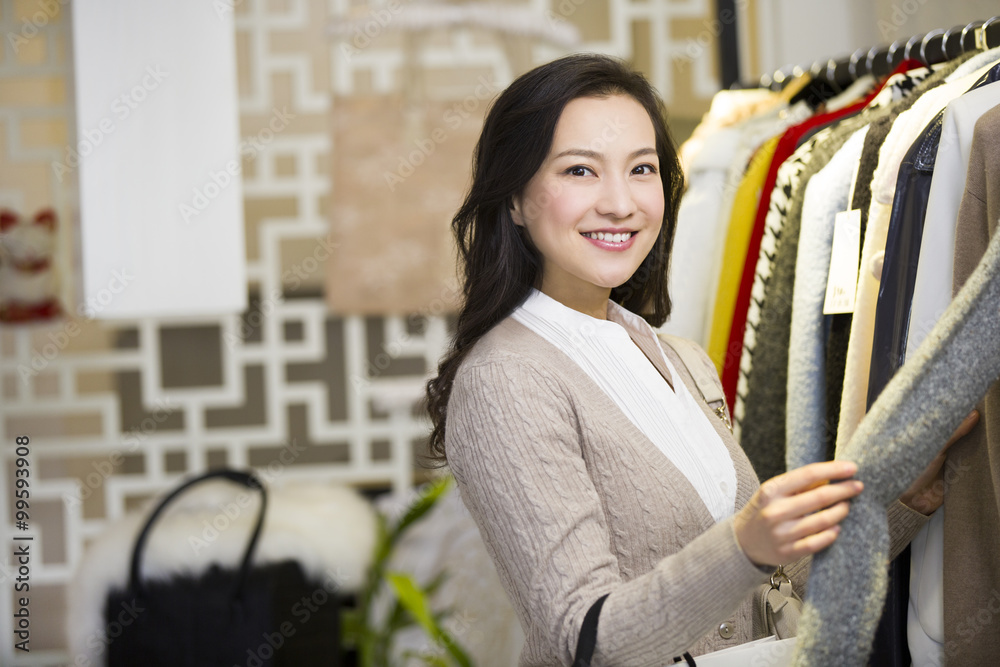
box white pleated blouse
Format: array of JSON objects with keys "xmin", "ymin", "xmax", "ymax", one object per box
[{"xmin": 511, "ymin": 289, "xmax": 737, "ymax": 522}]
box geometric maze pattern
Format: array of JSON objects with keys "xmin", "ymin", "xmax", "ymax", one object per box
[{"xmin": 0, "ymin": 0, "xmax": 718, "ymax": 663}]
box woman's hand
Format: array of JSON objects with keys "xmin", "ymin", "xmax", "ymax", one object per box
[
  {"xmin": 733, "ymin": 461, "xmax": 863, "ymax": 568},
  {"xmin": 898, "ymin": 409, "xmax": 980, "ymax": 516}
]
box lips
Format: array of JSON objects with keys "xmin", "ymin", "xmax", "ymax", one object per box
[{"xmin": 581, "ymin": 230, "xmax": 637, "ymax": 251}]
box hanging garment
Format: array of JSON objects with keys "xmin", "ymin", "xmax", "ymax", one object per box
[
  {"xmin": 906, "ymin": 71, "xmax": 1000, "ymax": 362},
  {"xmin": 791, "ymin": 204, "xmax": 1000, "ymax": 667},
  {"xmin": 728, "ymin": 63, "xmax": 936, "ymax": 410},
  {"xmin": 678, "ymin": 88, "xmax": 779, "ymax": 174},
  {"xmin": 867, "ymin": 69, "xmax": 1000, "ymax": 404},
  {"xmin": 786, "ymin": 126, "xmax": 869, "ymax": 471},
  {"xmin": 821, "ymin": 61, "xmax": 958, "ymax": 451},
  {"xmin": 667, "ymin": 125, "xmax": 744, "ymax": 346},
  {"xmin": 940, "ymin": 104, "xmax": 1000, "ymax": 667},
  {"xmin": 733, "ymin": 129, "xmax": 825, "ymax": 437},
  {"xmin": 834, "ymin": 60, "xmax": 1000, "ymax": 453},
  {"xmin": 738, "ymin": 111, "xmax": 870, "ymax": 482},
  {"xmin": 868, "ymin": 89, "xmax": 1000, "ymax": 667},
  {"xmin": 819, "ymin": 58, "xmax": 1000, "ymax": 667},
  {"xmin": 706, "ymin": 136, "xmax": 780, "ymax": 375},
  {"xmin": 668, "ymin": 103, "xmax": 811, "ymax": 347}
]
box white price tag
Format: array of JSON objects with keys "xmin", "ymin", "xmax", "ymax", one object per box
[{"xmin": 823, "ymin": 209, "xmax": 862, "ymax": 315}]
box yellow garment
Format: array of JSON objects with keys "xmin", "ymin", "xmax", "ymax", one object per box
[{"xmin": 706, "ymin": 135, "xmax": 781, "ymax": 375}]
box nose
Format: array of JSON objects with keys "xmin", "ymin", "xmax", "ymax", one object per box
[{"xmin": 595, "ymin": 173, "xmax": 637, "ymax": 219}]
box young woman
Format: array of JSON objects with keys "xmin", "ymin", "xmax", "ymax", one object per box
[{"xmin": 425, "ymin": 53, "xmax": 971, "ymax": 665}]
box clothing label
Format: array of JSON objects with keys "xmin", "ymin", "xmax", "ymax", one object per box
[{"xmin": 823, "ymin": 209, "xmax": 861, "ymax": 315}]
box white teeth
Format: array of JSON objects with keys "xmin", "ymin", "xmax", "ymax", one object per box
[{"xmin": 586, "ymin": 232, "xmax": 632, "ymax": 243}]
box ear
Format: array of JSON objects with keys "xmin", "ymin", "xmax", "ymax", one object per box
[
  {"xmin": 509, "ymin": 196, "xmax": 525, "ymax": 227},
  {"xmin": 0, "ymin": 209, "xmax": 19, "ymax": 232}
]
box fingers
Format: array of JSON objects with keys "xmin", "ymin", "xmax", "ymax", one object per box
[
  {"xmin": 770, "ymin": 502, "xmax": 852, "ymax": 561},
  {"xmin": 737, "ymin": 461, "xmax": 864, "ymax": 565},
  {"xmin": 761, "ymin": 460, "xmax": 858, "ymax": 500},
  {"xmin": 945, "ymin": 409, "xmax": 980, "ymax": 447},
  {"xmin": 763, "ymin": 479, "xmax": 864, "ymax": 524},
  {"xmin": 788, "ymin": 525, "xmax": 841, "ymax": 559},
  {"xmin": 776, "ymin": 501, "xmax": 851, "ymax": 542}
]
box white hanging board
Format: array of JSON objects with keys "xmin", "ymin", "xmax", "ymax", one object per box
[{"xmin": 71, "ymin": 0, "xmax": 246, "ymax": 319}]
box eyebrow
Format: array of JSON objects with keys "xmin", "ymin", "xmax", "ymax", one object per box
[{"xmin": 552, "ymin": 147, "xmax": 658, "ymax": 161}]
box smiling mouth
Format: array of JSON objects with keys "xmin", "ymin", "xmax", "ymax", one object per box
[{"xmin": 582, "ymin": 231, "xmax": 636, "ymax": 243}]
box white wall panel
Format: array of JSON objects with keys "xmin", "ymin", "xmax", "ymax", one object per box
[{"xmin": 72, "ymin": 0, "xmax": 247, "ymax": 318}]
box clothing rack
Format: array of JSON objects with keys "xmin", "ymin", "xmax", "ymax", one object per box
[{"xmin": 748, "ymin": 16, "xmax": 999, "ymax": 92}]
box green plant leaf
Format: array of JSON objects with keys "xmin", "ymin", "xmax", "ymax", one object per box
[
  {"xmin": 350, "ymin": 476, "xmax": 458, "ymax": 667},
  {"xmin": 387, "ymin": 571, "xmax": 473, "ymax": 667},
  {"xmin": 388, "ymin": 476, "xmax": 453, "ymax": 548}
]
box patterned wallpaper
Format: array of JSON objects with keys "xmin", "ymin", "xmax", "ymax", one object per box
[{"xmin": 0, "ymin": 0, "xmax": 722, "ymax": 663}]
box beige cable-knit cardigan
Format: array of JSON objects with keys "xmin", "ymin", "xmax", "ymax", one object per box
[{"xmin": 446, "ymin": 312, "xmax": 928, "ymax": 666}]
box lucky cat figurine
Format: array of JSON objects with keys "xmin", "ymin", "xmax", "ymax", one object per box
[{"xmin": 0, "ymin": 208, "xmax": 62, "ymax": 322}]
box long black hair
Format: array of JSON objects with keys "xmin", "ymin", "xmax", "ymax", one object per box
[{"xmin": 425, "ymin": 53, "xmax": 685, "ymax": 463}]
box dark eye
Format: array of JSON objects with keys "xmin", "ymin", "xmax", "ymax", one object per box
[
  {"xmin": 632, "ymin": 164, "xmax": 658, "ymax": 175},
  {"xmin": 566, "ymin": 165, "xmax": 594, "ymax": 177}
]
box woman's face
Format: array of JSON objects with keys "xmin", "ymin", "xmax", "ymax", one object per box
[{"xmin": 512, "ymin": 94, "xmax": 664, "ymax": 318}]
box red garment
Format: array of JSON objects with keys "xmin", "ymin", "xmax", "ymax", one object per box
[{"xmin": 719, "ymin": 61, "xmax": 926, "ymax": 409}]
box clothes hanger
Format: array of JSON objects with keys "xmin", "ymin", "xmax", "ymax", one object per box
[
  {"xmin": 885, "ymin": 39, "xmax": 906, "ymax": 72},
  {"xmin": 769, "ymin": 68, "xmax": 787, "ymax": 92},
  {"xmin": 902, "ymin": 34, "xmax": 923, "ymax": 62},
  {"xmin": 848, "ymin": 47, "xmax": 868, "ymax": 81},
  {"xmin": 919, "ymin": 28, "xmax": 946, "ymax": 65},
  {"xmin": 743, "ymin": 16, "xmax": 999, "ymax": 92},
  {"xmin": 825, "ymin": 57, "xmax": 855, "ymax": 92},
  {"xmin": 787, "ymin": 59, "xmax": 846, "ymax": 107},
  {"xmin": 942, "ymin": 25, "xmax": 965, "ymax": 61},
  {"xmin": 866, "ymin": 44, "xmax": 894, "ymax": 78},
  {"xmin": 975, "ymin": 16, "xmax": 1000, "ymax": 50},
  {"xmin": 863, "ymin": 44, "xmax": 882, "ymax": 77},
  {"xmin": 960, "ymin": 20, "xmax": 984, "ymax": 53}
]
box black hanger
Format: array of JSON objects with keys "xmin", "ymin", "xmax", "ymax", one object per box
[
  {"xmin": 960, "ymin": 21, "xmax": 984, "ymax": 53},
  {"xmin": 919, "ymin": 29, "xmax": 946, "ymax": 65},
  {"xmin": 902, "ymin": 34, "xmax": 923, "ymax": 62},
  {"xmin": 847, "ymin": 47, "xmax": 868, "ymax": 81},
  {"xmin": 978, "ymin": 16, "xmax": 1000, "ymax": 50},
  {"xmin": 865, "ymin": 44, "xmax": 894, "ymax": 78},
  {"xmin": 886, "ymin": 38, "xmax": 908, "ymax": 71},
  {"xmin": 942, "ymin": 25, "xmax": 965, "ymax": 61},
  {"xmin": 741, "ymin": 16, "xmax": 998, "ymax": 92},
  {"xmin": 826, "ymin": 57, "xmax": 855, "ymax": 92}
]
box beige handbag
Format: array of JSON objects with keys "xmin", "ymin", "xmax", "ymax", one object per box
[{"xmin": 760, "ymin": 564, "xmax": 803, "ymax": 639}]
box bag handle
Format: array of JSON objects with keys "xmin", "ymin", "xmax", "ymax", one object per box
[
  {"xmin": 572, "ymin": 593, "xmax": 695, "ymax": 666},
  {"xmin": 128, "ymin": 468, "xmax": 266, "ymax": 602},
  {"xmin": 658, "ymin": 333, "xmax": 732, "ymax": 432}
]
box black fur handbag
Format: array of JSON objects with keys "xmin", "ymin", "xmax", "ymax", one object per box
[{"xmin": 104, "ymin": 469, "xmax": 341, "ymax": 667}]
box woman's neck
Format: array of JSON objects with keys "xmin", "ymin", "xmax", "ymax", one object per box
[{"xmin": 536, "ymin": 283, "xmax": 611, "ymax": 320}]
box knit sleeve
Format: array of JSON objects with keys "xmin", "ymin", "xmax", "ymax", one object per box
[
  {"xmin": 446, "ymin": 356, "xmax": 768, "ymax": 666},
  {"xmin": 886, "ymin": 499, "xmax": 930, "ymax": 558}
]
